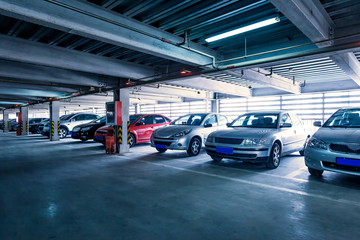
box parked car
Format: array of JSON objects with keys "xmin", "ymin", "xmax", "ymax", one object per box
[
  {"xmin": 0, "ymin": 119, "xmax": 16, "ymax": 130},
  {"xmin": 94, "ymin": 114, "xmax": 171, "ymax": 147},
  {"xmin": 305, "ymin": 108, "xmax": 360, "ymax": 176},
  {"xmin": 151, "ymin": 113, "xmax": 229, "ymax": 156},
  {"xmin": 29, "ymin": 118, "xmax": 48, "ymax": 133},
  {"xmin": 205, "ymin": 111, "xmax": 309, "ymax": 169},
  {"xmin": 71, "ymin": 116, "xmax": 106, "ymax": 141},
  {"xmin": 37, "ymin": 119, "xmax": 50, "ymax": 135},
  {"xmin": 39, "ymin": 113, "xmax": 99, "ymax": 138}
]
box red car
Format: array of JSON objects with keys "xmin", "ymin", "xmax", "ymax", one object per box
[{"xmin": 94, "ymin": 114, "xmax": 172, "ymax": 147}]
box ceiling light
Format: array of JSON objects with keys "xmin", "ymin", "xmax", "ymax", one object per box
[{"xmin": 205, "ymin": 17, "xmax": 280, "ymax": 43}]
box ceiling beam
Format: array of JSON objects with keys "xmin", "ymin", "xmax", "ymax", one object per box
[
  {"xmin": 0, "ymin": 34, "xmax": 155, "ymax": 79},
  {"xmin": 226, "ymin": 68, "xmax": 301, "ymax": 94},
  {"xmin": 269, "ymin": 0, "xmax": 360, "ymax": 86},
  {"xmin": 167, "ymin": 76, "xmax": 251, "ymax": 97},
  {"xmin": 0, "ymin": 0, "xmax": 218, "ymax": 66},
  {"xmin": 129, "ymin": 85, "xmax": 208, "ymax": 99},
  {"xmin": 0, "ymin": 60, "xmax": 117, "ymax": 87}
]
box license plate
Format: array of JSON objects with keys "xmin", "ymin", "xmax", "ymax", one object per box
[
  {"xmin": 216, "ymin": 146, "xmax": 233, "ymax": 154},
  {"xmin": 337, "ymin": 157, "xmax": 360, "ymax": 167},
  {"xmin": 156, "ymin": 144, "xmax": 166, "ymax": 149},
  {"xmin": 96, "ymin": 136, "xmax": 104, "ymax": 140},
  {"xmin": 71, "ymin": 133, "xmax": 77, "ymax": 137}
]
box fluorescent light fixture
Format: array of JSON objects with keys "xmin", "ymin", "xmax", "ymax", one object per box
[{"xmin": 205, "ymin": 17, "xmax": 280, "ymax": 43}]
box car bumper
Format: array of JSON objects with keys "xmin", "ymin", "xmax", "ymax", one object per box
[
  {"xmin": 71, "ymin": 131, "xmax": 91, "ymax": 140},
  {"xmin": 151, "ymin": 136, "xmax": 191, "ymax": 150},
  {"xmin": 94, "ymin": 134, "xmax": 107, "ymax": 144},
  {"xmin": 305, "ymin": 146, "xmax": 360, "ymax": 176},
  {"xmin": 205, "ymin": 143, "xmax": 270, "ymax": 162}
]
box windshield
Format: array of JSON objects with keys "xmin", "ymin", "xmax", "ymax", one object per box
[
  {"xmin": 171, "ymin": 114, "xmax": 207, "ymax": 126},
  {"xmin": 130, "ymin": 114, "xmax": 143, "ymax": 124},
  {"xmin": 230, "ymin": 113, "xmax": 279, "ymax": 128},
  {"xmin": 91, "ymin": 116, "xmax": 106, "ymax": 123},
  {"xmin": 60, "ymin": 114, "xmax": 75, "ymax": 121},
  {"xmin": 323, "ymin": 109, "xmax": 360, "ymax": 128}
]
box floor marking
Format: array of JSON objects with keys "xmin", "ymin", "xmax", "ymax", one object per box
[
  {"xmin": 285, "ymin": 166, "xmax": 307, "ymax": 178},
  {"xmin": 135, "ymin": 159, "xmax": 360, "ymax": 207}
]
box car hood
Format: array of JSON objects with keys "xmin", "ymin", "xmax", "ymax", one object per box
[
  {"xmin": 154, "ymin": 125, "xmax": 199, "ymax": 137},
  {"xmin": 314, "ymin": 127, "xmax": 360, "ymax": 143},
  {"xmin": 211, "ymin": 128, "xmax": 277, "ymax": 139},
  {"xmin": 74, "ymin": 122, "xmax": 103, "ymax": 128}
]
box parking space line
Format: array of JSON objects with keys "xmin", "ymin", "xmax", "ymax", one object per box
[
  {"xmin": 136, "ymin": 159, "xmax": 360, "ymax": 207},
  {"xmin": 285, "ymin": 166, "xmax": 307, "ymax": 178}
]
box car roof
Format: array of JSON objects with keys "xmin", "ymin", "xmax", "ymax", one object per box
[{"xmin": 245, "ymin": 110, "xmax": 288, "ymax": 114}]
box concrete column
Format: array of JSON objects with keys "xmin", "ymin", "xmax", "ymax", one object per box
[
  {"xmin": 2, "ymin": 110, "xmax": 9, "ymax": 132},
  {"xmin": 20, "ymin": 106, "xmax": 29, "ymax": 135},
  {"xmin": 210, "ymin": 93, "xmax": 219, "ymax": 113},
  {"xmin": 120, "ymin": 89, "xmax": 130, "ymax": 153},
  {"xmin": 50, "ymin": 101, "xmax": 60, "ymax": 141}
]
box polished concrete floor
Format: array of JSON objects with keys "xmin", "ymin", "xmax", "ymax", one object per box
[{"xmin": 1, "ymin": 132, "xmax": 360, "ymax": 240}]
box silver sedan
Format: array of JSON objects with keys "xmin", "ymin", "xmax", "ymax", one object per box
[
  {"xmin": 205, "ymin": 111, "xmax": 309, "ymax": 169},
  {"xmin": 151, "ymin": 113, "xmax": 228, "ymax": 156},
  {"xmin": 305, "ymin": 108, "xmax": 360, "ymax": 176}
]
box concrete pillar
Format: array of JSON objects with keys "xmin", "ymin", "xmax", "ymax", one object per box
[
  {"xmin": 49, "ymin": 101, "xmax": 60, "ymax": 141},
  {"xmin": 119, "ymin": 89, "xmax": 130, "ymax": 153},
  {"xmin": 2, "ymin": 110, "xmax": 9, "ymax": 132},
  {"xmin": 211, "ymin": 93, "xmax": 219, "ymax": 113},
  {"xmin": 20, "ymin": 106, "xmax": 29, "ymax": 135}
]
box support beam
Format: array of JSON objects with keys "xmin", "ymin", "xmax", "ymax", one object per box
[
  {"xmin": 130, "ymin": 85, "xmax": 208, "ymax": 99},
  {"xmin": 269, "ymin": 0, "xmax": 360, "ymax": 86},
  {"xmin": 0, "ymin": 60, "xmax": 117, "ymax": 87},
  {"xmin": 119, "ymin": 89, "xmax": 130, "ymax": 153},
  {"xmin": 49, "ymin": 101, "xmax": 60, "ymax": 141},
  {"xmin": 20, "ymin": 106, "xmax": 28, "ymax": 135},
  {"xmin": 2, "ymin": 110, "xmax": 9, "ymax": 132},
  {"xmin": 168, "ymin": 76, "xmax": 251, "ymax": 97},
  {"xmin": 0, "ymin": 34, "xmax": 154, "ymax": 79},
  {"xmin": 226, "ymin": 68, "xmax": 301, "ymax": 94},
  {"xmin": 0, "ymin": 0, "xmax": 218, "ymax": 66}
]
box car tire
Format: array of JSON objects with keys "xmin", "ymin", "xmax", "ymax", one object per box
[
  {"xmin": 308, "ymin": 167, "xmax": 323, "ymax": 176},
  {"xmin": 156, "ymin": 148, "xmax": 167, "ymax": 153},
  {"xmin": 266, "ymin": 142, "xmax": 281, "ymax": 169},
  {"xmin": 187, "ymin": 138, "xmax": 201, "ymax": 156},
  {"xmin": 129, "ymin": 133, "xmax": 136, "ymax": 148},
  {"xmin": 211, "ymin": 155, "xmax": 223, "ymax": 162},
  {"xmin": 60, "ymin": 127, "xmax": 68, "ymax": 138}
]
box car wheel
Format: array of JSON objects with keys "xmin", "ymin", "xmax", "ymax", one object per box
[
  {"xmin": 308, "ymin": 167, "xmax": 323, "ymax": 176},
  {"xmin": 128, "ymin": 133, "xmax": 136, "ymax": 148},
  {"xmin": 211, "ymin": 155, "xmax": 223, "ymax": 162},
  {"xmin": 60, "ymin": 127, "xmax": 68, "ymax": 138},
  {"xmin": 156, "ymin": 148, "xmax": 167, "ymax": 153},
  {"xmin": 187, "ymin": 138, "xmax": 201, "ymax": 156},
  {"xmin": 266, "ymin": 142, "xmax": 281, "ymax": 169}
]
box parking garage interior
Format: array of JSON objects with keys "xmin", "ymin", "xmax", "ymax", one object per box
[{"xmin": 1, "ymin": 0, "xmax": 360, "ymax": 239}]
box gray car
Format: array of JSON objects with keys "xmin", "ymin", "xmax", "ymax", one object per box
[
  {"xmin": 151, "ymin": 113, "xmax": 228, "ymax": 156},
  {"xmin": 305, "ymin": 108, "xmax": 360, "ymax": 176},
  {"xmin": 205, "ymin": 111, "xmax": 309, "ymax": 169}
]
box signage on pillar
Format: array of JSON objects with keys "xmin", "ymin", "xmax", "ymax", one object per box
[{"xmin": 106, "ymin": 101, "xmax": 122, "ymax": 125}]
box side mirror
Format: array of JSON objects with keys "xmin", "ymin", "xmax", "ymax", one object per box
[
  {"xmin": 280, "ymin": 123, "xmax": 292, "ymax": 128},
  {"xmin": 226, "ymin": 123, "xmax": 231, "ymax": 127},
  {"xmin": 204, "ymin": 123, "xmax": 213, "ymax": 128},
  {"xmin": 313, "ymin": 121, "xmax": 322, "ymax": 127}
]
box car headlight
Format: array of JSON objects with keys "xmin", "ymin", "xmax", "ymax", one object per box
[
  {"xmin": 242, "ymin": 138, "xmax": 266, "ymax": 145},
  {"xmin": 73, "ymin": 127, "xmax": 81, "ymax": 132},
  {"xmin": 171, "ymin": 130, "xmax": 191, "ymax": 138},
  {"xmin": 307, "ymin": 137, "xmax": 327, "ymax": 150},
  {"xmin": 206, "ymin": 136, "xmax": 214, "ymax": 142}
]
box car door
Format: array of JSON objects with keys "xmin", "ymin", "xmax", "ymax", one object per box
[
  {"xmin": 84, "ymin": 114, "xmax": 98, "ymax": 124},
  {"xmin": 134, "ymin": 115, "xmax": 154, "ymax": 142},
  {"xmin": 217, "ymin": 114, "xmax": 229, "ymax": 130},
  {"xmin": 153, "ymin": 115, "xmax": 169, "ymax": 130},
  {"xmin": 290, "ymin": 113, "xmax": 308, "ymax": 150},
  {"xmin": 70, "ymin": 114, "xmax": 86, "ymax": 131},
  {"xmin": 279, "ymin": 113, "xmax": 297, "ymax": 153},
  {"xmin": 202, "ymin": 114, "xmax": 218, "ymax": 143}
]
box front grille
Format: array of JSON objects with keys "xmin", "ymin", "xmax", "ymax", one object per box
[
  {"xmin": 330, "ymin": 144, "xmax": 360, "ymax": 154},
  {"xmin": 322, "ymin": 161, "xmax": 360, "ymax": 172},
  {"xmin": 215, "ymin": 137, "xmax": 243, "ymax": 144},
  {"xmin": 154, "ymin": 141, "xmax": 172, "ymax": 146},
  {"xmin": 154, "ymin": 137, "xmax": 174, "ymax": 140},
  {"xmin": 206, "ymin": 149, "xmax": 256, "ymax": 159},
  {"xmin": 96, "ymin": 130, "xmax": 108, "ymax": 134}
]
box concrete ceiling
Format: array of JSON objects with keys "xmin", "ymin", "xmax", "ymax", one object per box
[{"xmin": 0, "ymin": 0, "xmax": 359, "ymax": 111}]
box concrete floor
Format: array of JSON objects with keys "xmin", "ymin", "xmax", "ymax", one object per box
[{"xmin": 1, "ymin": 133, "xmax": 360, "ymax": 240}]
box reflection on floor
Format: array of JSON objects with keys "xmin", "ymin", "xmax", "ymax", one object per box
[{"xmin": 1, "ymin": 132, "xmax": 360, "ymax": 240}]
